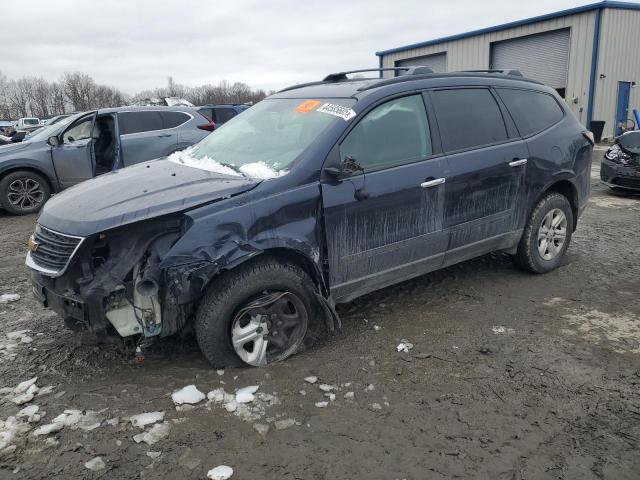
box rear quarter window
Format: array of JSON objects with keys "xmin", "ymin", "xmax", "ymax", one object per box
[
  {"xmin": 431, "ymin": 88, "xmax": 508, "ymax": 152},
  {"xmin": 496, "ymin": 88, "xmax": 564, "ymax": 137},
  {"xmin": 161, "ymin": 111, "xmax": 190, "ymax": 129},
  {"xmin": 118, "ymin": 111, "xmax": 163, "ymax": 135}
]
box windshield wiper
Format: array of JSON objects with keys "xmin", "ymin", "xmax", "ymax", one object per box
[{"xmin": 219, "ymin": 162, "xmax": 244, "ymax": 176}]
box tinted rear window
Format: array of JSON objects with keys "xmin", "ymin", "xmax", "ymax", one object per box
[
  {"xmin": 431, "ymin": 88, "xmax": 508, "ymax": 152},
  {"xmin": 497, "ymin": 88, "xmax": 564, "ymax": 136},
  {"xmin": 118, "ymin": 111, "xmax": 163, "ymax": 135},
  {"xmin": 161, "ymin": 111, "xmax": 190, "ymax": 129}
]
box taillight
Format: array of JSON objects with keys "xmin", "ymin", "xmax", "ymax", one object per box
[
  {"xmin": 583, "ymin": 131, "xmax": 595, "ymax": 145},
  {"xmin": 197, "ymin": 112, "xmax": 216, "ymax": 131}
]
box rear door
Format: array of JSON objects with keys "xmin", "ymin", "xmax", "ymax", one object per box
[
  {"xmin": 51, "ymin": 112, "xmax": 96, "ymax": 188},
  {"xmin": 322, "ymin": 94, "xmax": 449, "ymax": 302},
  {"xmin": 117, "ymin": 111, "xmax": 174, "ymax": 166},
  {"xmin": 429, "ymin": 87, "xmax": 529, "ymax": 262}
]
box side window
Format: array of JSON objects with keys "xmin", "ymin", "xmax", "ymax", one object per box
[
  {"xmin": 340, "ymin": 95, "xmax": 432, "ymax": 171},
  {"xmin": 431, "ymin": 88, "xmax": 508, "ymax": 152},
  {"xmin": 118, "ymin": 111, "xmax": 163, "ymax": 135},
  {"xmin": 213, "ymin": 108, "xmax": 237, "ymax": 124},
  {"xmin": 63, "ymin": 116, "xmax": 93, "ymax": 143},
  {"xmin": 161, "ymin": 111, "xmax": 190, "ymax": 129},
  {"xmin": 497, "ymin": 88, "xmax": 564, "ymax": 136}
]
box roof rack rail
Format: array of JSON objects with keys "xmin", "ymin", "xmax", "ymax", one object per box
[
  {"xmin": 460, "ymin": 69, "xmax": 523, "ymax": 77},
  {"xmin": 323, "ymin": 66, "xmax": 433, "ymax": 82}
]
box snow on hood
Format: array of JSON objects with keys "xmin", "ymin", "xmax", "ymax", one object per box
[{"xmin": 168, "ymin": 148, "xmax": 287, "ymax": 180}]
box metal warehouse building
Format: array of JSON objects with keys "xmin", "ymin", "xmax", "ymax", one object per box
[{"xmin": 376, "ymin": 1, "xmax": 640, "ymax": 140}]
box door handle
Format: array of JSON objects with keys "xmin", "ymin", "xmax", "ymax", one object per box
[
  {"xmin": 420, "ymin": 178, "xmax": 446, "ymax": 188},
  {"xmin": 509, "ymin": 158, "xmax": 528, "ymax": 167},
  {"xmin": 157, "ymin": 133, "xmax": 172, "ymax": 138}
]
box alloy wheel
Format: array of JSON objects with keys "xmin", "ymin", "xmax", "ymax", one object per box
[
  {"xmin": 537, "ymin": 208, "xmax": 567, "ymax": 260},
  {"xmin": 231, "ymin": 291, "xmax": 308, "ymax": 366},
  {"xmin": 7, "ymin": 177, "xmax": 45, "ymax": 211}
]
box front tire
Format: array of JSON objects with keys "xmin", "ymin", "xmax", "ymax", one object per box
[
  {"xmin": 514, "ymin": 192, "xmax": 574, "ymax": 273},
  {"xmin": 195, "ymin": 257, "xmax": 316, "ymax": 368},
  {"xmin": 0, "ymin": 170, "xmax": 51, "ymax": 215}
]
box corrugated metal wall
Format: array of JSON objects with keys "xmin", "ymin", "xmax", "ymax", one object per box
[
  {"xmin": 593, "ymin": 8, "xmax": 640, "ymax": 139},
  {"xmin": 381, "ymin": 11, "xmax": 596, "ymax": 125},
  {"xmin": 396, "ymin": 52, "xmax": 447, "ymax": 73},
  {"xmin": 490, "ymin": 29, "xmax": 571, "ymax": 89}
]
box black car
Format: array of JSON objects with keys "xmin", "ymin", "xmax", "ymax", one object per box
[
  {"xmin": 26, "ymin": 67, "xmax": 593, "ymax": 368},
  {"xmin": 600, "ymin": 130, "xmax": 640, "ymax": 191}
]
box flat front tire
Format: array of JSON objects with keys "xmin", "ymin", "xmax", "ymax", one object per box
[
  {"xmin": 514, "ymin": 192, "xmax": 574, "ymax": 273},
  {"xmin": 195, "ymin": 257, "xmax": 316, "ymax": 368}
]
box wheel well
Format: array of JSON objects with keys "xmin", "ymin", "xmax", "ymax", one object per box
[
  {"xmin": 544, "ymin": 180, "xmax": 579, "ymax": 230},
  {"xmin": 0, "ymin": 167, "xmax": 55, "ymax": 193},
  {"xmin": 259, "ymin": 248, "xmax": 324, "ymax": 292}
]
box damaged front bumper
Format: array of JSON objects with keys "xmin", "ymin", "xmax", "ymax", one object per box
[
  {"xmin": 26, "ymin": 218, "xmax": 190, "ymax": 338},
  {"xmin": 600, "ymin": 158, "xmax": 640, "ymax": 191}
]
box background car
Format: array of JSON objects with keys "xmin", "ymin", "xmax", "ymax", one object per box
[
  {"xmin": 600, "ymin": 130, "xmax": 640, "ymax": 192},
  {"xmin": 197, "ymin": 104, "xmax": 250, "ymax": 126},
  {"xmin": 0, "ymin": 106, "xmax": 213, "ymax": 214}
]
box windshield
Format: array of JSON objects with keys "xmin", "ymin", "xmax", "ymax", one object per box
[
  {"xmin": 26, "ymin": 113, "xmax": 83, "ymax": 142},
  {"xmin": 169, "ymin": 98, "xmax": 356, "ymax": 179}
]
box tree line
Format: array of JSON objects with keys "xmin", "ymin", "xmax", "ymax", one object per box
[{"xmin": 0, "ymin": 71, "xmax": 270, "ymax": 120}]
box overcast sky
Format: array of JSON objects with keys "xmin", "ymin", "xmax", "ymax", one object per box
[{"xmin": 0, "ymin": 0, "xmax": 628, "ymax": 94}]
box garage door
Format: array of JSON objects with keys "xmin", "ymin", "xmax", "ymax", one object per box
[
  {"xmin": 395, "ymin": 52, "xmax": 447, "ymax": 74},
  {"xmin": 490, "ymin": 28, "xmax": 570, "ymax": 90}
]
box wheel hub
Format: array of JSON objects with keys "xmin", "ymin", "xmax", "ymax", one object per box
[
  {"xmin": 537, "ymin": 208, "xmax": 567, "ymax": 261},
  {"xmin": 231, "ymin": 291, "xmax": 308, "ymax": 367},
  {"xmin": 7, "ymin": 178, "xmax": 44, "ymax": 210}
]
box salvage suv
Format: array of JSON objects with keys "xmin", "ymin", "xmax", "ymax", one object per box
[{"xmin": 27, "ymin": 67, "xmax": 593, "ymax": 368}]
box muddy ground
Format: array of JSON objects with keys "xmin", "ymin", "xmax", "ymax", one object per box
[{"xmin": 0, "ymin": 147, "xmax": 639, "ymax": 479}]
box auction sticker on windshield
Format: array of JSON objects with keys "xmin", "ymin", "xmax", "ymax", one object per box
[
  {"xmin": 317, "ymin": 103, "xmax": 356, "ymax": 121},
  {"xmin": 295, "ymin": 100, "xmax": 321, "ymax": 113}
]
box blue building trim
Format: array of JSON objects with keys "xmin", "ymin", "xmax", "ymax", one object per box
[
  {"xmin": 375, "ymin": 1, "xmax": 640, "ymax": 56},
  {"xmin": 586, "ymin": 8, "xmax": 603, "ymax": 126}
]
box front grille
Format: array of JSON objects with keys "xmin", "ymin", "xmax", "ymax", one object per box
[
  {"xmin": 29, "ymin": 225, "xmax": 84, "ymax": 274},
  {"xmin": 612, "ymin": 177, "xmax": 640, "ymax": 189}
]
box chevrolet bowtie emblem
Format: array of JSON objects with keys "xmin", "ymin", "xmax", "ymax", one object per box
[{"xmin": 27, "ymin": 237, "xmax": 39, "ymax": 252}]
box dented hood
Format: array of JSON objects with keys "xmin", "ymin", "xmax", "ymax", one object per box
[{"xmin": 38, "ymin": 159, "xmax": 259, "ymax": 236}]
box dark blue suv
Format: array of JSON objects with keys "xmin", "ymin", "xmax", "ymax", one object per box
[{"xmin": 27, "ymin": 67, "xmax": 593, "ymax": 368}]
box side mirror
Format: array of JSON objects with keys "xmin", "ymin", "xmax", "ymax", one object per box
[
  {"xmin": 325, "ymin": 156, "xmax": 364, "ymax": 179},
  {"xmin": 47, "ymin": 136, "xmax": 60, "ymax": 147}
]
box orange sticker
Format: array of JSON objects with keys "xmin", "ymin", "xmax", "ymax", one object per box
[{"xmin": 295, "ymin": 100, "xmax": 321, "ymax": 113}]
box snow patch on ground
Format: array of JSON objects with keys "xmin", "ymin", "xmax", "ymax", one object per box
[{"xmin": 171, "ymin": 385, "xmax": 206, "ymax": 405}]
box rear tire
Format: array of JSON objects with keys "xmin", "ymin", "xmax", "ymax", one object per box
[
  {"xmin": 195, "ymin": 257, "xmax": 316, "ymax": 368},
  {"xmin": 0, "ymin": 170, "xmax": 51, "ymax": 215},
  {"xmin": 514, "ymin": 192, "xmax": 573, "ymax": 273}
]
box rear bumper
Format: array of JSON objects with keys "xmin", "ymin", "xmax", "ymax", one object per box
[{"xmin": 600, "ymin": 159, "xmax": 640, "ymax": 191}]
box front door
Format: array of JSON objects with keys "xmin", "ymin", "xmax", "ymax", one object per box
[
  {"xmin": 615, "ymin": 81, "xmax": 631, "ymax": 136},
  {"xmin": 321, "ymin": 94, "xmax": 449, "ymax": 302},
  {"xmin": 429, "ymin": 88, "xmax": 528, "ymax": 262},
  {"xmin": 51, "ymin": 113, "xmax": 96, "ymax": 188}
]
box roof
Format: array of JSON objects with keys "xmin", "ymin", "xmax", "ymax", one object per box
[
  {"xmin": 272, "ymin": 71, "xmax": 545, "ymax": 100},
  {"xmin": 98, "ymin": 105, "xmax": 199, "ymax": 114},
  {"xmin": 376, "ymin": 1, "xmax": 640, "ymax": 56}
]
